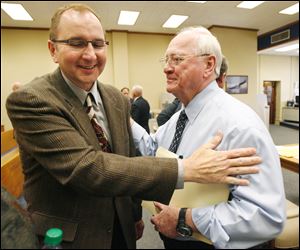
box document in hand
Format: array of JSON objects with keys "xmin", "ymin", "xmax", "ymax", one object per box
[{"xmin": 142, "ymin": 147, "xmax": 229, "ymax": 244}]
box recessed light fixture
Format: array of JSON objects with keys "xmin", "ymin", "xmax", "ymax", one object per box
[
  {"xmin": 163, "ymin": 15, "xmax": 188, "ymax": 28},
  {"xmin": 275, "ymin": 44, "xmax": 299, "ymax": 52},
  {"xmin": 1, "ymin": 3, "xmax": 33, "ymax": 21},
  {"xmin": 279, "ymin": 3, "xmax": 299, "ymax": 15},
  {"xmin": 118, "ymin": 10, "xmax": 140, "ymax": 25},
  {"xmin": 237, "ymin": 1, "xmax": 264, "ymax": 9}
]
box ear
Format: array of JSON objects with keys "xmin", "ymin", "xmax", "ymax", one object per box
[
  {"xmin": 48, "ymin": 40, "xmax": 59, "ymax": 63},
  {"xmin": 203, "ymin": 56, "xmax": 216, "ymax": 78}
]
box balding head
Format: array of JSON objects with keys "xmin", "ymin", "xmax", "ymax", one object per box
[{"xmin": 131, "ymin": 85, "xmax": 143, "ymax": 98}]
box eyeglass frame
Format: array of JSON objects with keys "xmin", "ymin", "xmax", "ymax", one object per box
[
  {"xmin": 51, "ymin": 39, "xmax": 109, "ymax": 49},
  {"xmin": 159, "ymin": 53, "xmax": 211, "ymax": 67}
]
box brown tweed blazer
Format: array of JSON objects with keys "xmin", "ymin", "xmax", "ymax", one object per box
[{"xmin": 6, "ymin": 68, "xmax": 178, "ymax": 249}]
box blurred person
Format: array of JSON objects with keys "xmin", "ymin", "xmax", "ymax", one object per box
[
  {"xmin": 121, "ymin": 86, "xmax": 133, "ymax": 103},
  {"xmin": 132, "ymin": 26, "xmax": 285, "ymax": 249},
  {"xmin": 12, "ymin": 81, "xmax": 23, "ymax": 92},
  {"xmin": 157, "ymin": 97, "xmax": 181, "ymax": 126},
  {"xmin": 131, "ymin": 85, "xmax": 151, "ymax": 133},
  {"xmin": 216, "ymin": 56, "xmax": 228, "ymax": 89},
  {"xmin": 1, "ymin": 187, "xmax": 39, "ymax": 249}
]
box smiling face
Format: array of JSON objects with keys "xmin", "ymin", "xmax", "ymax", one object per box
[
  {"xmin": 163, "ymin": 30, "xmax": 217, "ymax": 105},
  {"xmin": 48, "ymin": 9, "xmax": 107, "ymax": 91}
]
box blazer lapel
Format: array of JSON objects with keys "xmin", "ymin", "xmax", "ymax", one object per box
[
  {"xmin": 50, "ymin": 69, "xmax": 101, "ymax": 148},
  {"xmin": 98, "ymin": 83, "xmax": 125, "ymax": 154}
]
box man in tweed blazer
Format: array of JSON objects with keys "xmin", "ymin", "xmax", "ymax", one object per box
[{"xmin": 6, "ymin": 4, "xmax": 261, "ymax": 249}]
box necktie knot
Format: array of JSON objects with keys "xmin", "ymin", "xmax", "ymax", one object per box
[{"xmin": 169, "ymin": 110, "xmax": 188, "ymax": 153}]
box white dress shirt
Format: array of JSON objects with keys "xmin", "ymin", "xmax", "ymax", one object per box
[{"xmin": 132, "ymin": 81, "xmax": 286, "ymax": 249}]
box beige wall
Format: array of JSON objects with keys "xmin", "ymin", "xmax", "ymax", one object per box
[
  {"xmin": 210, "ymin": 27, "xmax": 258, "ymax": 107},
  {"xmin": 258, "ymin": 55, "xmax": 299, "ymax": 122},
  {"xmin": 1, "ymin": 28, "xmax": 298, "ymax": 130},
  {"xmin": 128, "ymin": 32, "xmax": 173, "ymax": 108},
  {"xmin": 1, "ymin": 29, "xmax": 56, "ymax": 130}
]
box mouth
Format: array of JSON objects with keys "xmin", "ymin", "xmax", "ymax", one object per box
[
  {"xmin": 167, "ymin": 78, "xmax": 177, "ymax": 83},
  {"xmin": 78, "ymin": 64, "xmax": 97, "ymax": 70}
]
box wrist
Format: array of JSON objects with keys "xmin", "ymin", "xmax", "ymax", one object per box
[
  {"xmin": 185, "ymin": 208, "xmax": 197, "ymax": 232},
  {"xmin": 176, "ymin": 208, "xmax": 193, "ymax": 237},
  {"xmin": 182, "ymin": 159, "xmax": 192, "ymax": 182}
]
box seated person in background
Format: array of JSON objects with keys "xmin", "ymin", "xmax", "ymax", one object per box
[
  {"xmin": 1, "ymin": 187, "xmax": 39, "ymax": 249},
  {"xmin": 131, "ymin": 85, "xmax": 151, "ymax": 133}
]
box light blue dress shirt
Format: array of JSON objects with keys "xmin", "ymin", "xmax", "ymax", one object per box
[{"xmin": 132, "ymin": 81, "xmax": 286, "ymax": 249}]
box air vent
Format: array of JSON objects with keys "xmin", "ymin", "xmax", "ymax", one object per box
[{"xmin": 271, "ymin": 29, "xmax": 290, "ymax": 44}]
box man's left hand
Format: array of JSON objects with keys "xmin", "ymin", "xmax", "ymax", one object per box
[{"xmin": 150, "ymin": 202, "xmax": 180, "ymax": 238}]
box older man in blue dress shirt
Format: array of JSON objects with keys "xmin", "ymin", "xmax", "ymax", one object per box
[{"xmin": 131, "ymin": 26, "xmax": 285, "ymax": 249}]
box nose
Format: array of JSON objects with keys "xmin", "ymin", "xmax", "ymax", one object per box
[
  {"xmin": 82, "ymin": 43, "xmax": 97, "ymax": 60},
  {"xmin": 163, "ymin": 63, "xmax": 174, "ymax": 74}
]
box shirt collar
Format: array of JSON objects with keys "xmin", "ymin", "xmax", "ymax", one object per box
[
  {"xmin": 61, "ymin": 70, "xmax": 101, "ymax": 106},
  {"xmin": 184, "ymin": 81, "xmax": 220, "ymax": 124}
]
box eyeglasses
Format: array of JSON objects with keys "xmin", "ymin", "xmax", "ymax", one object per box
[
  {"xmin": 51, "ymin": 39, "xmax": 109, "ymax": 50},
  {"xmin": 159, "ymin": 54, "xmax": 210, "ymax": 67}
]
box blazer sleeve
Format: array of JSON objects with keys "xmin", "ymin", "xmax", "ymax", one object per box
[{"xmin": 6, "ymin": 87, "xmax": 178, "ymax": 205}]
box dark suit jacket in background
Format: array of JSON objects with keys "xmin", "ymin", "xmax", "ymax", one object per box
[
  {"xmin": 157, "ymin": 98, "xmax": 182, "ymax": 126},
  {"xmin": 131, "ymin": 96, "xmax": 151, "ymax": 133},
  {"xmin": 6, "ymin": 69, "xmax": 177, "ymax": 249}
]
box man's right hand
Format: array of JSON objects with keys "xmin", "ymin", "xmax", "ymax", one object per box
[{"xmin": 183, "ymin": 131, "xmax": 261, "ymax": 186}]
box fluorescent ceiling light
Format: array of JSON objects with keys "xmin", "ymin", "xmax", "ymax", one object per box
[
  {"xmin": 237, "ymin": 1, "xmax": 264, "ymax": 9},
  {"xmin": 1, "ymin": 3, "xmax": 33, "ymax": 21},
  {"xmin": 118, "ymin": 10, "xmax": 140, "ymax": 25},
  {"xmin": 163, "ymin": 15, "xmax": 188, "ymax": 28},
  {"xmin": 279, "ymin": 3, "xmax": 299, "ymax": 15},
  {"xmin": 187, "ymin": 1, "xmax": 207, "ymax": 3},
  {"xmin": 275, "ymin": 44, "xmax": 299, "ymax": 52}
]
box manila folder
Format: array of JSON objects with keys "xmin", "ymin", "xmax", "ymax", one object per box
[{"xmin": 142, "ymin": 147, "xmax": 229, "ymax": 244}]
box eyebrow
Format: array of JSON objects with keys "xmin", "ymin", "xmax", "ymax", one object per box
[{"xmin": 67, "ymin": 37, "xmax": 106, "ymax": 41}]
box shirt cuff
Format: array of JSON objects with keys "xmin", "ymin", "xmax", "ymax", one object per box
[
  {"xmin": 176, "ymin": 158, "xmax": 184, "ymax": 189},
  {"xmin": 131, "ymin": 121, "xmax": 145, "ymax": 143}
]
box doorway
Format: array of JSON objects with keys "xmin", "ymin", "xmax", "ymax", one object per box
[{"xmin": 263, "ymin": 81, "xmax": 279, "ymax": 124}]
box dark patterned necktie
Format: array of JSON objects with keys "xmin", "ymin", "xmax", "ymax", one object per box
[
  {"xmin": 86, "ymin": 93, "xmax": 112, "ymax": 153},
  {"xmin": 169, "ymin": 110, "xmax": 188, "ymax": 153}
]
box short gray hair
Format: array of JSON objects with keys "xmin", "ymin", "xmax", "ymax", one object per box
[
  {"xmin": 177, "ymin": 26, "xmax": 222, "ymax": 77},
  {"xmin": 132, "ymin": 85, "xmax": 143, "ymax": 95}
]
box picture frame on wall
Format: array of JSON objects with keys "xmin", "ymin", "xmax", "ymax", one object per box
[{"xmin": 225, "ymin": 75, "xmax": 248, "ymax": 94}]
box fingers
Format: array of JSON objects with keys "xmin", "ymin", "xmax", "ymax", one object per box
[
  {"xmin": 225, "ymin": 147, "xmax": 257, "ymax": 158},
  {"xmin": 228, "ymin": 166, "xmax": 259, "ymax": 175},
  {"xmin": 202, "ymin": 131, "xmax": 223, "ymax": 150},
  {"xmin": 228, "ymin": 156, "xmax": 262, "ymax": 167},
  {"xmin": 153, "ymin": 201, "xmax": 164, "ymax": 213},
  {"xmin": 224, "ymin": 176, "xmax": 250, "ymax": 186}
]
